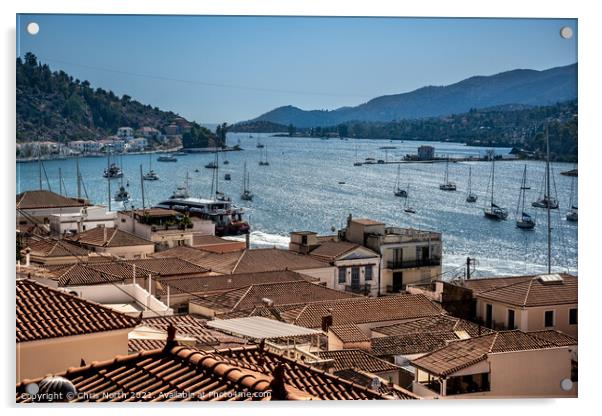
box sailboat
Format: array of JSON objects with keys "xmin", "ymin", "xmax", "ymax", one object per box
[
  {"xmin": 483, "ymin": 155, "xmax": 508, "ymax": 220},
  {"xmin": 566, "ymin": 168, "xmax": 578, "ymax": 222},
  {"xmin": 114, "ymin": 164, "xmax": 130, "ymax": 202},
  {"xmin": 170, "ymin": 172, "xmax": 191, "ymax": 199},
  {"xmin": 103, "ymin": 151, "xmax": 123, "ymax": 179},
  {"xmin": 240, "ymin": 162, "xmax": 253, "ymax": 201},
  {"xmin": 404, "ymin": 184, "xmax": 416, "ymax": 213},
  {"xmin": 532, "ymin": 162, "xmax": 559, "ymax": 209},
  {"xmin": 143, "ymin": 154, "xmax": 159, "ymax": 181},
  {"xmin": 439, "ymin": 157, "xmax": 457, "ymax": 191},
  {"xmin": 259, "ymin": 145, "xmax": 270, "ymax": 166},
  {"xmin": 515, "ymin": 165, "xmax": 535, "ymax": 229},
  {"xmin": 353, "ymin": 145, "xmax": 362, "ymax": 166},
  {"xmin": 466, "ymin": 166, "xmax": 477, "ymax": 203},
  {"xmin": 393, "ymin": 165, "xmax": 407, "ymax": 197}
]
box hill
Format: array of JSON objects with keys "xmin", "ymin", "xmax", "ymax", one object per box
[
  {"xmin": 16, "ymin": 53, "xmax": 217, "ymax": 147},
  {"xmin": 247, "ymin": 64, "xmax": 577, "ymax": 127}
]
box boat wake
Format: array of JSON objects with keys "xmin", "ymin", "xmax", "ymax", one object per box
[{"xmin": 223, "ymin": 230, "xmax": 290, "ymax": 249}]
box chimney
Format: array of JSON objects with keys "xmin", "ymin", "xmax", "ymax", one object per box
[
  {"xmin": 347, "ymin": 213, "xmax": 352, "ymax": 227},
  {"xmin": 269, "ymin": 363, "xmax": 288, "ymax": 400},
  {"xmin": 103, "ymin": 226, "xmax": 107, "ymax": 244},
  {"xmin": 163, "ymin": 324, "xmax": 177, "ymax": 352},
  {"xmin": 245, "ymin": 232, "xmax": 250, "ymax": 249},
  {"xmin": 321, "ymin": 310, "xmax": 333, "ymax": 332}
]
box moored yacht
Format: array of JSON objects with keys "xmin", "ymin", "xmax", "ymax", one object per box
[{"xmin": 155, "ymin": 196, "xmax": 250, "ymax": 236}]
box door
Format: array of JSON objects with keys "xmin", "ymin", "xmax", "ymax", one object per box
[
  {"xmin": 392, "ymin": 272, "xmax": 403, "ymax": 292},
  {"xmin": 485, "ymin": 304, "xmax": 493, "ymax": 328},
  {"xmin": 351, "ymin": 266, "xmax": 360, "ymax": 290}
]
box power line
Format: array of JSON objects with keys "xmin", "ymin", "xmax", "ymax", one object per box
[{"xmin": 41, "ymin": 57, "xmax": 372, "ymax": 99}]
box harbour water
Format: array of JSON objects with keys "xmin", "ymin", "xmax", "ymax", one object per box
[{"xmin": 16, "ymin": 133, "xmax": 578, "ymax": 278}]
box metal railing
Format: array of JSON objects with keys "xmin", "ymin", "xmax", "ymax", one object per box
[
  {"xmin": 345, "ymin": 284, "xmax": 372, "ymax": 295},
  {"xmin": 386, "ymin": 257, "xmax": 441, "ymax": 270}
]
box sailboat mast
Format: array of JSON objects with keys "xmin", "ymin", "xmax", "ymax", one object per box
[
  {"xmin": 107, "ymin": 153, "xmax": 112, "ymax": 212},
  {"xmin": 59, "ymin": 168, "xmax": 63, "ymax": 195},
  {"xmin": 491, "ymin": 155, "xmax": 496, "ymax": 206},
  {"xmin": 38, "ymin": 147, "xmax": 42, "ymax": 190},
  {"xmin": 546, "ymin": 127, "xmax": 551, "ymax": 274},
  {"xmin": 76, "ymin": 155, "xmax": 81, "ymax": 199},
  {"xmin": 140, "ymin": 164, "xmax": 145, "ymax": 210},
  {"xmin": 468, "ymin": 166, "xmax": 472, "ymax": 194}
]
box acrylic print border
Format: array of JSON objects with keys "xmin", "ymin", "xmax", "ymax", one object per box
[{"xmin": 4, "ymin": 0, "xmax": 592, "ymax": 412}]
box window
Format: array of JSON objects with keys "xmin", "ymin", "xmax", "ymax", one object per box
[
  {"xmin": 507, "ymin": 309, "xmax": 515, "ymax": 329},
  {"xmin": 485, "ymin": 304, "xmax": 493, "ymax": 328},
  {"xmin": 544, "ymin": 310, "xmax": 555, "ymax": 327},
  {"xmin": 365, "ymin": 266, "xmax": 373, "ymax": 281},
  {"xmin": 338, "ymin": 267, "xmax": 347, "ymax": 284},
  {"xmin": 569, "ymin": 308, "xmax": 577, "ymax": 325}
]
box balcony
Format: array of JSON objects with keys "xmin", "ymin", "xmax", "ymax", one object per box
[
  {"xmin": 386, "ymin": 257, "xmax": 441, "ymax": 270},
  {"xmin": 345, "ymin": 284, "xmax": 372, "ymax": 295}
]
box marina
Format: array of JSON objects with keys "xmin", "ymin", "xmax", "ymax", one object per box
[{"xmin": 16, "ymin": 133, "xmax": 577, "ymax": 276}]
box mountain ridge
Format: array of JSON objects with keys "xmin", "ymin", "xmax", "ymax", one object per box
[{"xmin": 247, "ymin": 63, "xmax": 577, "ymax": 127}]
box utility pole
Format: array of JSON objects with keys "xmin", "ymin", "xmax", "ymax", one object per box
[
  {"xmin": 546, "ymin": 126, "xmax": 552, "ymax": 274},
  {"xmin": 140, "ymin": 164, "xmax": 146, "ymax": 210},
  {"xmin": 76, "ymin": 155, "xmax": 81, "ymax": 199}
]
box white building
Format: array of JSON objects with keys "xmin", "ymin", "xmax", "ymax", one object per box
[
  {"xmin": 116, "ymin": 208, "xmax": 215, "ymax": 251},
  {"xmin": 17, "ymin": 190, "xmax": 115, "ymax": 232},
  {"xmin": 116, "ymin": 127, "xmax": 135, "ymax": 140}
]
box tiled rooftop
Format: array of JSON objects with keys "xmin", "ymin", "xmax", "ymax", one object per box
[
  {"xmin": 309, "ymin": 240, "xmax": 364, "ymax": 261},
  {"xmin": 45, "ymin": 258, "xmax": 209, "ymax": 287},
  {"xmin": 318, "ymin": 349, "xmax": 401, "ymax": 373},
  {"xmin": 128, "ymin": 315, "xmax": 246, "ymax": 353},
  {"xmin": 16, "ymin": 345, "xmax": 405, "ymax": 401},
  {"xmin": 371, "ymin": 315, "xmax": 492, "ymax": 338},
  {"xmin": 25, "ymin": 237, "xmax": 89, "ymax": 258},
  {"xmin": 190, "ymin": 280, "xmax": 357, "ymax": 314},
  {"xmin": 157, "ymin": 270, "xmax": 319, "ymax": 297},
  {"xmin": 16, "ymin": 279, "xmax": 140, "ymax": 343},
  {"xmin": 67, "ymin": 227, "xmax": 153, "ymax": 248},
  {"xmin": 153, "ymin": 247, "xmax": 330, "ymax": 274},
  {"xmin": 476, "ymin": 274, "xmax": 577, "ymax": 307},
  {"xmin": 411, "ymin": 330, "xmax": 568, "ymax": 377},
  {"xmin": 275, "ymin": 294, "xmax": 443, "ymax": 329},
  {"xmin": 528, "ymin": 330, "xmax": 578, "ymax": 346},
  {"xmin": 329, "ymin": 324, "xmax": 370, "ymax": 343},
  {"xmin": 16, "ymin": 190, "xmax": 90, "ymax": 210}
]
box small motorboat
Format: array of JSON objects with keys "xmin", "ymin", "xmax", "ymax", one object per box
[
  {"xmin": 114, "ymin": 185, "xmax": 130, "ymax": 202},
  {"xmin": 224, "ymin": 173, "xmax": 231, "ymax": 181},
  {"xmin": 157, "ymin": 155, "xmax": 177, "ymax": 162}
]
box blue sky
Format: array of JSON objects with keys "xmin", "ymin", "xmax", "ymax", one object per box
[{"xmin": 17, "ymin": 15, "xmax": 577, "ymax": 124}]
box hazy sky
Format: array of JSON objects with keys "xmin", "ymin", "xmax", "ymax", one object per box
[{"xmin": 17, "ymin": 15, "xmax": 577, "ymax": 124}]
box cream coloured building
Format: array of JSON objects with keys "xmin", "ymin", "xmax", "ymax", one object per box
[
  {"xmin": 16, "ymin": 279, "xmax": 140, "ymax": 382},
  {"xmin": 411, "ymin": 330, "xmax": 577, "ymax": 399},
  {"xmin": 339, "ymin": 216, "xmax": 442, "ymax": 294}
]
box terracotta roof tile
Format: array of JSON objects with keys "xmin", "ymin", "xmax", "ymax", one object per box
[
  {"xmin": 26, "ymin": 238, "xmax": 89, "ymax": 258},
  {"xmin": 16, "ymin": 190, "xmax": 90, "ymax": 210},
  {"xmin": 152, "ymin": 246, "xmax": 242, "ymax": 274},
  {"xmin": 67, "ymin": 227, "xmax": 153, "ymax": 248},
  {"xmin": 411, "ymin": 330, "xmax": 562, "ymax": 377},
  {"xmin": 309, "ymin": 241, "xmax": 366, "ymax": 261},
  {"xmin": 191, "ymin": 281, "xmax": 357, "ymax": 314},
  {"xmin": 318, "ymin": 349, "xmax": 401, "ymax": 373},
  {"xmin": 329, "ymin": 324, "xmax": 370, "ymax": 343},
  {"xmin": 128, "ymin": 315, "xmax": 246, "ymax": 353},
  {"xmin": 476, "ymin": 274, "xmax": 577, "ymax": 307},
  {"xmin": 46, "ymin": 258, "xmax": 208, "ymax": 287},
  {"xmin": 16, "ymin": 279, "xmax": 140, "ymax": 343},
  {"xmin": 233, "ymin": 249, "xmax": 331, "ymax": 274},
  {"xmin": 158, "ymin": 270, "xmax": 319, "ymax": 297},
  {"xmin": 527, "ymin": 330, "xmax": 578, "ymax": 346},
  {"xmin": 16, "ymin": 345, "xmax": 403, "ymax": 401},
  {"xmin": 372, "ymin": 315, "xmax": 492, "ymax": 338},
  {"xmin": 274, "ymin": 294, "xmax": 443, "ymax": 329}
]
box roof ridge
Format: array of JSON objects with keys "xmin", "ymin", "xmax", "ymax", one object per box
[
  {"xmin": 231, "ymin": 249, "xmax": 247, "ymax": 273},
  {"xmin": 522, "ymin": 277, "xmax": 536, "ymax": 307}
]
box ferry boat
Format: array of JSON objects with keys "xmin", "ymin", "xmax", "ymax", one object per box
[{"xmin": 155, "ymin": 196, "xmax": 250, "ymax": 236}]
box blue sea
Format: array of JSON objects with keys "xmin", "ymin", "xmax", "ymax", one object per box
[{"xmin": 16, "ymin": 133, "xmax": 578, "ymax": 279}]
